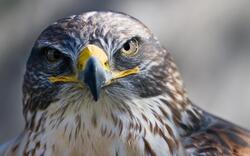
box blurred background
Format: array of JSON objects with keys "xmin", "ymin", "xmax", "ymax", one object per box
[{"xmin": 0, "ymin": 0, "xmax": 250, "ymax": 144}]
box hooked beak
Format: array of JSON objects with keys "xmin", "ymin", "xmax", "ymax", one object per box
[
  {"xmin": 77, "ymin": 45, "xmax": 111, "ymax": 101},
  {"xmin": 79, "ymin": 57, "xmax": 109, "ymax": 101},
  {"xmin": 49, "ymin": 44, "xmax": 139, "ymax": 101}
]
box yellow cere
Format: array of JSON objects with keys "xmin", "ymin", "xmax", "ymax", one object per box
[{"xmin": 77, "ymin": 44, "xmax": 109, "ymax": 71}]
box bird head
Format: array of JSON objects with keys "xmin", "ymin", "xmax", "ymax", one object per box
[{"xmin": 23, "ymin": 11, "xmax": 185, "ymax": 118}]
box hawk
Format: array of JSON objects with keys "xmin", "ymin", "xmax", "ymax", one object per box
[{"xmin": 0, "ymin": 11, "xmax": 250, "ymax": 156}]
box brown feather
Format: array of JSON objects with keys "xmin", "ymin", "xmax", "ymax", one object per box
[{"xmin": 182, "ymin": 111, "xmax": 250, "ymax": 156}]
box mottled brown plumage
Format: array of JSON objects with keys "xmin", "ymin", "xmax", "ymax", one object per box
[{"xmin": 0, "ymin": 11, "xmax": 249, "ymax": 156}]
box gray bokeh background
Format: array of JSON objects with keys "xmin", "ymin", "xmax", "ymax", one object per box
[{"xmin": 0, "ymin": 0, "xmax": 250, "ymax": 144}]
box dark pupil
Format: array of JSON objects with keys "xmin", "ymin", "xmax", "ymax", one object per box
[
  {"xmin": 52, "ymin": 51, "xmax": 61, "ymax": 59},
  {"xmin": 47, "ymin": 49, "xmax": 61, "ymax": 61},
  {"xmin": 123, "ymin": 41, "xmax": 131, "ymax": 51}
]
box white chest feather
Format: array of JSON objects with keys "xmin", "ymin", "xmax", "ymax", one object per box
[{"xmin": 3, "ymin": 95, "xmax": 185, "ymax": 156}]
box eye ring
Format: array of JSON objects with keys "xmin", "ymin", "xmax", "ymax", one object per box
[
  {"xmin": 121, "ymin": 38, "xmax": 139, "ymax": 57},
  {"xmin": 43, "ymin": 48, "xmax": 62, "ymax": 63}
]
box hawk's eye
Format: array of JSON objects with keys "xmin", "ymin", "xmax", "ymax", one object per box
[
  {"xmin": 43, "ymin": 48, "xmax": 62, "ymax": 63},
  {"xmin": 121, "ymin": 38, "xmax": 139, "ymax": 57}
]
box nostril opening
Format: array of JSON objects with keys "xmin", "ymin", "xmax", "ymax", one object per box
[{"xmin": 104, "ymin": 61, "xmax": 109, "ymax": 67}]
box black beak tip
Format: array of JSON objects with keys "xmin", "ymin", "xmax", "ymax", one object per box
[
  {"xmin": 93, "ymin": 95, "xmax": 99, "ymax": 101},
  {"xmin": 83, "ymin": 57, "xmax": 105, "ymax": 102},
  {"xmin": 84, "ymin": 78, "xmax": 101, "ymax": 102}
]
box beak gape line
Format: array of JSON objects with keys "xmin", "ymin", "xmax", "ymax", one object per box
[{"xmin": 49, "ymin": 44, "xmax": 140, "ymax": 101}]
